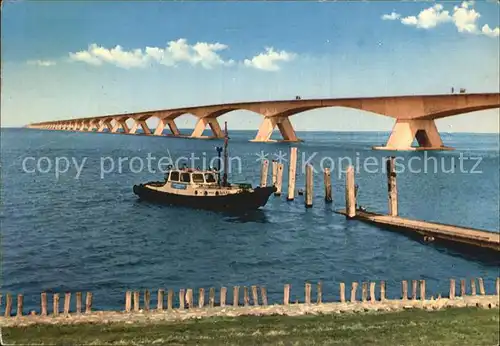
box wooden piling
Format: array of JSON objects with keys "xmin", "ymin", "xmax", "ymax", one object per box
[
  {"xmin": 496, "ymin": 277, "xmax": 500, "ymax": 296},
  {"xmin": 144, "ymin": 290, "xmax": 150, "ymax": 311},
  {"xmin": 261, "ymin": 286, "xmax": 268, "ymax": 306},
  {"xmin": 275, "ymin": 163, "xmax": 284, "ymax": 196},
  {"xmin": 324, "ymin": 168, "xmax": 332, "ymax": 203},
  {"xmin": 186, "ymin": 289, "xmax": 193, "ymax": 308},
  {"xmin": 220, "ymin": 287, "xmax": 227, "ymax": 307},
  {"xmin": 64, "ymin": 292, "xmax": 71, "ymax": 315},
  {"xmin": 233, "ymin": 286, "xmax": 239, "ymax": 307},
  {"xmin": 450, "ymin": 279, "xmax": 456, "ymax": 299},
  {"xmin": 125, "ymin": 291, "xmax": 132, "ymax": 312},
  {"xmin": 420, "ymin": 280, "xmax": 426, "ymax": 301},
  {"xmin": 40, "ymin": 292, "xmax": 48, "ymax": 316},
  {"xmin": 478, "ymin": 278, "xmax": 485, "ymax": 295},
  {"xmin": 338, "ymin": 283, "xmax": 346, "ymax": 303},
  {"xmin": 251, "ymin": 285, "xmax": 259, "ymax": 306},
  {"xmin": 350, "ymin": 282, "xmax": 358, "ymax": 302},
  {"xmin": 260, "ymin": 159, "xmax": 269, "ymax": 187},
  {"xmin": 133, "ymin": 291, "xmax": 140, "ymax": 311},
  {"xmin": 158, "ymin": 289, "xmax": 164, "ymax": 310},
  {"xmin": 167, "ymin": 289, "xmax": 173, "ymax": 310},
  {"xmin": 85, "ymin": 292, "xmax": 92, "ymax": 313},
  {"xmin": 209, "ymin": 288, "xmax": 215, "ymax": 308},
  {"xmin": 243, "ymin": 287, "xmax": 250, "ymax": 306},
  {"xmin": 5, "ymin": 294, "xmax": 12, "ymax": 317},
  {"xmin": 53, "ymin": 293, "xmax": 60, "ymax": 316},
  {"xmin": 271, "ymin": 160, "xmax": 278, "ymax": 186},
  {"xmin": 386, "ymin": 156, "xmax": 398, "ymax": 216},
  {"xmin": 305, "ymin": 282, "xmax": 312, "ymax": 304},
  {"xmin": 284, "ymin": 284, "xmax": 290, "ymax": 305},
  {"xmin": 380, "ymin": 281, "xmax": 386, "ymax": 301},
  {"xmin": 411, "ymin": 280, "xmax": 417, "ymax": 300},
  {"xmin": 305, "ymin": 164, "xmax": 313, "ymax": 208},
  {"xmin": 179, "ymin": 289, "xmax": 185, "ymax": 309},
  {"xmin": 76, "ymin": 292, "xmax": 82, "ymax": 314},
  {"xmin": 317, "ymin": 282, "xmax": 323, "ymax": 304},
  {"xmin": 471, "ymin": 279, "xmax": 477, "ymax": 296},
  {"xmin": 198, "ymin": 288, "xmax": 205, "ymax": 308},
  {"xmin": 287, "ymin": 147, "xmax": 298, "ymax": 201},
  {"xmin": 361, "ymin": 282, "xmax": 368, "ymax": 302},
  {"xmin": 345, "ymin": 166, "xmax": 356, "ymax": 218},
  {"xmin": 460, "ymin": 279, "xmax": 466, "ymax": 297},
  {"xmin": 369, "ymin": 282, "xmax": 376, "ymax": 302},
  {"xmin": 16, "ymin": 294, "xmax": 23, "ymax": 317},
  {"xmin": 402, "ymin": 280, "xmax": 408, "ymax": 300}
]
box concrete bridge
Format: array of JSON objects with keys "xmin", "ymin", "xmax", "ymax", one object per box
[{"xmin": 26, "ymin": 93, "xmax": 500, "ymax": 151}]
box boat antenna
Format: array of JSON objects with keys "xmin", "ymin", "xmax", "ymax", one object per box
[
  {"xmin": 222, "ymin": 121, "xmax": 229, "ymax": 187},
  {"xmin": 215, "ymin": 146, "xmax": 223, "ymax": 186}
]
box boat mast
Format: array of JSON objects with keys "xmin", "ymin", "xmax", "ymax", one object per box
[{"xmin": 222, "ymin": 121, "xmax": 229, "ymax": 187}]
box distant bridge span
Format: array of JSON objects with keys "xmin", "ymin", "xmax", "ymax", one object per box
[{"xmin": 27, "ymin": 93, "xmax": 500, "ymax": 151}]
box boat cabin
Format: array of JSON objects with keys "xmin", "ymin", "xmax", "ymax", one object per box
[{"xmin": 166, "ymin": 169, "xmax": 219, "ymax": 186}]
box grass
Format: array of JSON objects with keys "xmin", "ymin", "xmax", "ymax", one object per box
[{"xmin": 2, "ymin": 307, "xmax": 499, "ymax": 345}]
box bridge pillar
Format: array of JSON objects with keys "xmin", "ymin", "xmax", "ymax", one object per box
[
  {"xmin": 190, "ymin": 118, "xmax": 224, "ymax": 138},
  {"xmin": 111, "ymin": 119, "xmax": 130, "ymax": 134},
  {"xmin": 154, "ymin": 118, "xmax": 180, "ymax": 136},
  {"xmin": 251, "ymin": 116, "xmax": 301, "ymax": 142},
  {"xmin": 87, "ymin": 120, "xmax": 97, "ymax": 132},
  {"xmin": 98, "ymin": 119, "xmax": 113, "ymax": 132},
  {"xmin": 129, "ymin": 119, "xmax": 151, "ymax": 135},
  {"xmin": 373, "ymin": 119, "xmax": 453, "ymax": 151}
]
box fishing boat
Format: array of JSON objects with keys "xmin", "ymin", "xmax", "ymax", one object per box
[{"xmin": 133, "ymin": 122, "xmax": 276, "ymax": 211}]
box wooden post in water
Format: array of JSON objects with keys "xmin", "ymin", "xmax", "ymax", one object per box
[
  {"xmin": 324, "ymin": 168, "xmax": 332, "ymax": 203},
  {"xmin": 450, "ymin": 279, "xmax": 456, "ymax": 299},
  {"xmin": 261, "ymin": 286, "xmax": 268, "ymax": 306},
  {"xmin": 260, "ymin": 159, "xmax": 269, "ymax": 187},
  {"xmin": 345, "ymin": 166, "xmax": 356, "ymax": 218},
  {"xmin": 340, "ymin": 283, "xmax": 346, "ymax": 303},
  {"xmin": 478, "ymin": 278, "xmax": 485, "ymax": 295},
  {"xmin": 85, "ymin": 292, "xmax": 92, "ymax": 314},
  {"xmin": 198, "ymin": 288, "xmax": 205, "ymax": 308},
  {"xmin": 275, "ymin": 163, "xmax": 284, "ymax": 196},
  {"xmin": 76, "ymin": 292, "xmax": 82, "ymax": 314},
  {"xmin": 305, "ymin": 164, "xmax": 313, "ymax": 208},
  {"xmin": 496, "ymin": 277, "xmax": 500, "ymax": 296},
  {"xmin": 144, "ymin": 290, "xmax": 150, "ymax": 311},
  {"xmin": 243, "ymin": 287, "xmax": 250, "ymax": 306},
  {"xmin": 460, "ymin": 279, "xmax": 466, "ymax": 297},
  {"xmin": 402, "ymin": 281, "xmax": 408, "ymax": 300},
  {"xmin": 220, "ymin": 287, "xmax": 227, "ymax": 307},
  {"xmin": 420, "ymin": 280, "xmax": 426, "ymax": 301},
  {"xmin": 53, "ymin": 293, "xmax": 60, "ymax": 316},
  {"xmin": 233, "ymin": 286, "xmax": 239, "ymax": 307},
  {"xmin": 471, "ymin": 279, "xmax": 477, "ymax": 296},
  {"xmin": 209, "ymin": 288, "xmax": 215, "ymax": 308},
  {"xmin": 41, "ymin": 292, "xmax": 47, "ymax": 316},
  {"xmin": 5, "ymin": 294, "xmax": 12, "ymax": 317},
  {"xmin": 16, "ymin": 294, "xmax": 23, "ymax": 317},
  {"xmin": 284, "ymin": 284, "xmax": 290, "ymax": 305},
  {"xmin": 157, "ymin": 289, "xmax": 164, "ymax": 310},
  {"xmin": 287, "ymin": 147, "xmax": 298, "ymax": 201},
  {"xmin": 64, "ymin": 293, "xmax": 71, "ymax": 315},
  {"xmin": 271, "ymin": 160, "xmax": 278, "ymax": 186},
  {"xmin": 386, "ymin": 156, "xmax": 398, "ymax": 216},
  {"xmin": 361, "ymin": 282, "xmax": 368, "ymax": 302},
  {"xmin": 350, "ymin": 282, "xmax": 358, "ymax": 302},
  {"xmin": 305, "ymin": 283, "xmax": 312, "ymax": 304},
  {"xmin": 179, "ymin": 289, "xmax": 185, "ymax": 309},
  {"xmin": 186, "ymin": 289, "xmax": 193, "ymax": 308},
  {"xmin": 133, "ymin": 291, "xmax": 140, "ymax": 311},
  {"xmin": 380, "ymin": 281, "xmax": 386, "ymax": 301},
  {"xmin": 317, "ymin": 282, "xmax": 323, "ymax": 304},
  {"xmin": 369, "ymin": 282, "xmax": 376, "ymax": 302},
  {"xmin": 251, "ymin": 285, "xmax": 259, "ymax": 306},
  {"xmin": 125, "ymin": 291, "xmax": 132, "ymax": 312},
  {"xmin": 167, "ymin": 289, "xmax": 173, "ymax": 310},
  {"xmin": 411, "ymin": 280, "xmax": 417, "ymax": 300}
]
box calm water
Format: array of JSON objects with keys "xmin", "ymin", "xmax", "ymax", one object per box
[{"xmin": 1, "ymin": 128, "xmax": 499, "ymax": 312}]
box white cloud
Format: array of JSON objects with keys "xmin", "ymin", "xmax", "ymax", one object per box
[
  {"xmin": 27, "ymin": 59, "xmax": 56, "ymax": 67},
  {"xmin": 243, "ymin": 47, "xmax": 295, "ymax": 71},
  {"xmin": 482, "ymin": 24, "xmax": 500, "ymax": 37},
  {"xmin": 388, "ymin": 1, "xmax": 499, "ymax": 38},
  {"xmin": 69, "ymin": 39, "xmax": 235, "ymax": 69},
  {"xmin": 381, "ymin": 12, "xmax": 401, "ymax": 21}
]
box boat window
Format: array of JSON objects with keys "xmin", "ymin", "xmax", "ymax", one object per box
[
  {"xmin": 192, "ymin": 173, "xmax": 204, "ymax": 183},
  {"xmin": 180, "ymin": 172, "xmax": 191, "ymax": 183},
  {"xmin": 169, "ymin": 171, "xmax": 180, "ymax": 182},
  {"xmin": 205, "ymin": 173, "xmax": 216, "ymax": 183}
]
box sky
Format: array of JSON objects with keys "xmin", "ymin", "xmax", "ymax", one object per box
[{"xmin": 1, "ymin": 0, "xmax": 499, "ymax": 133}]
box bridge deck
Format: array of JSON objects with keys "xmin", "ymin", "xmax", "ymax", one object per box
[{"xmin": 336, "ymin": 209, "xmax": 500, "ymax": 252}]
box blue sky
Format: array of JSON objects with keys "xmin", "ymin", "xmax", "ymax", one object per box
[{"xmin": 1, "ymin": 1, "xmax": 499, "ymax": 133}]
